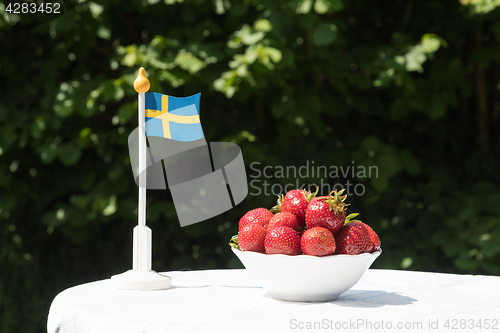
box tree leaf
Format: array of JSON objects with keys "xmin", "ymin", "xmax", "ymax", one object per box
[{"xmin": 312, "ymin": 23, "xmax": 338, "ymax": 46}]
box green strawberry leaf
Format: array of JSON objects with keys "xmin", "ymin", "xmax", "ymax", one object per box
[
  {"xmin": 270, "ymin": 194, "xmax": 284, "ymax": 213},
  {"xmin": 229, "ymin": 234, "xmax": 241, "ymax": 250},
  {"xmin": 305, "ymin": 187, "xmax": 320, "ymax": 201},
  {"xmin": 345, "ymin": 213, "xmax": 362, "ymax": 224}
]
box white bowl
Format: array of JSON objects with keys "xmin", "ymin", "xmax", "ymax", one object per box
[{"xmin": 231, "ymin": 247, "xmax": 381, "ymax": 302}]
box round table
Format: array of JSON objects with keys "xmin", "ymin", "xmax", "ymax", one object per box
[{"xmin": 48, "ymin": 269, "xmax": 500, "ymax": 332}]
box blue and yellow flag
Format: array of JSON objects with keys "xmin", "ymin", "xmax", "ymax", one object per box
[{"xmin": 144, "ymin": 92, "xmax": 204, "ymax": 142}]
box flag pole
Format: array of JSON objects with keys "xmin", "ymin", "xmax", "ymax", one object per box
[
  {"xmin": 110, "ymin": 67, "xmax": 171, "ymax": 290},
  {"xmin": 135, "ymin": 67, "xmax": 150, "ymax": 272}
]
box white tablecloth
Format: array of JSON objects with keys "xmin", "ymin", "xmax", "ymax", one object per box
[{"xmin": 48, "ymin": 269, "xmax": 500, "ymax": 333}]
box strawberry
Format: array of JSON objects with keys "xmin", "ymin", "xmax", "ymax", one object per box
[
  {"xmin": 267, "ymin": 212, "xmax": 300, "ymax": 231},
  {"xmin": 300, "ymin": 227, "xmax": 336, "ymax": 256},
  {"xmin": 238, "ymin": 223, "xmax": 267, "ymax": 253},
  {"xmin": 334, "ymin": 222, "xmax": 372, "ymax": 255},
  {"xmin": 360, "ymin": 222, "xmax": 381, "ymax": 253},
  {"xmin": 305, "ymin": 189, "xmax": 354, "ymax": 235},
  {"xmin": 271, "ymin": 189, "xmax": 317, "ymax": 226},
  {"xmin": 264, "ymin": 226, "xmax": 301, "ymax": 255},
  {"xmin": 239, "ymin": 208, "xmax": 274, "ymax": 231}
]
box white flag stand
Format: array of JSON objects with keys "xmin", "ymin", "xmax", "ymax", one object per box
[{"xmin": 111, "ymin": 68, "xmax": 172, "ymax": 290}]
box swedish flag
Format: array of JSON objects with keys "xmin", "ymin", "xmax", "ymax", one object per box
[{"xmin": 144, "ymin": 92, "xmax": 204, "ymax": 142}]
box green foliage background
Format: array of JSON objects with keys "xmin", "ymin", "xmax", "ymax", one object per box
[{"xmin": 1, "ymin": 0, "xmax": 500, "ymax": 331}]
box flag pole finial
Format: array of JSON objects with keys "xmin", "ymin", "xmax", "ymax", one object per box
[{"xmin": 134, "ymin": 67, "xmax": 150, "ymax": 93}]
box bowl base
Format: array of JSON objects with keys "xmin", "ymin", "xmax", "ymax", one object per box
[{"xmin": 271, "ymin": 292, "xmax": 340, "ymax": 302}]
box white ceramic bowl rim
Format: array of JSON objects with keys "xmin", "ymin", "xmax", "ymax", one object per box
[{"xmin": 231, "ymin": 246, "xmax": 382, "ymax": 259}]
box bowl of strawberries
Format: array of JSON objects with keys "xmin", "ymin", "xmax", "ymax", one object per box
[{"xmin": 229, "ymin": 189, "xmax": 381, "ymax": 302}]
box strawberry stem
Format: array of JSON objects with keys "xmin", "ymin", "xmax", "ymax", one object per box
[
  {"xmin": 321, "ymin": 189, "xmax": 348, "ymax": 215},
  {"xmin": 305, "ymin": 187, "xmax": 319, "ymax": 201}
]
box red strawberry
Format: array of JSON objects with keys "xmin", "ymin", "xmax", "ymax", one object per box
[
  {"xmin": 305, "ymin": 190, "xmax": 350, "ymax": 235},
  {"xmin": 239, "ymin": 208, "xmax": 274, "ymax": 231},
  {"xmin": 267, "ymin": 212, "xmax": 300, "ymax": 231},
  {"xmin": 264, "ymin": 226, "xmax": 301, "ymax": 255},
  {"xmin": 238, "ymin": 223, "xmax": 267, "ymax": 253},
  {"xmin": 360, "ymin": 222, "xmax": 381, "ymax": 253},
  {"xmin": 271, "ymin": 189, "xmax": 317, "ymax": 226},
  {"xmin": 334, "ymin": 222, "xmax": 372, "ymax": 255},
  {"xmin": 300, "ymin": 227, "xmax": 336, "ymax": 256}
]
